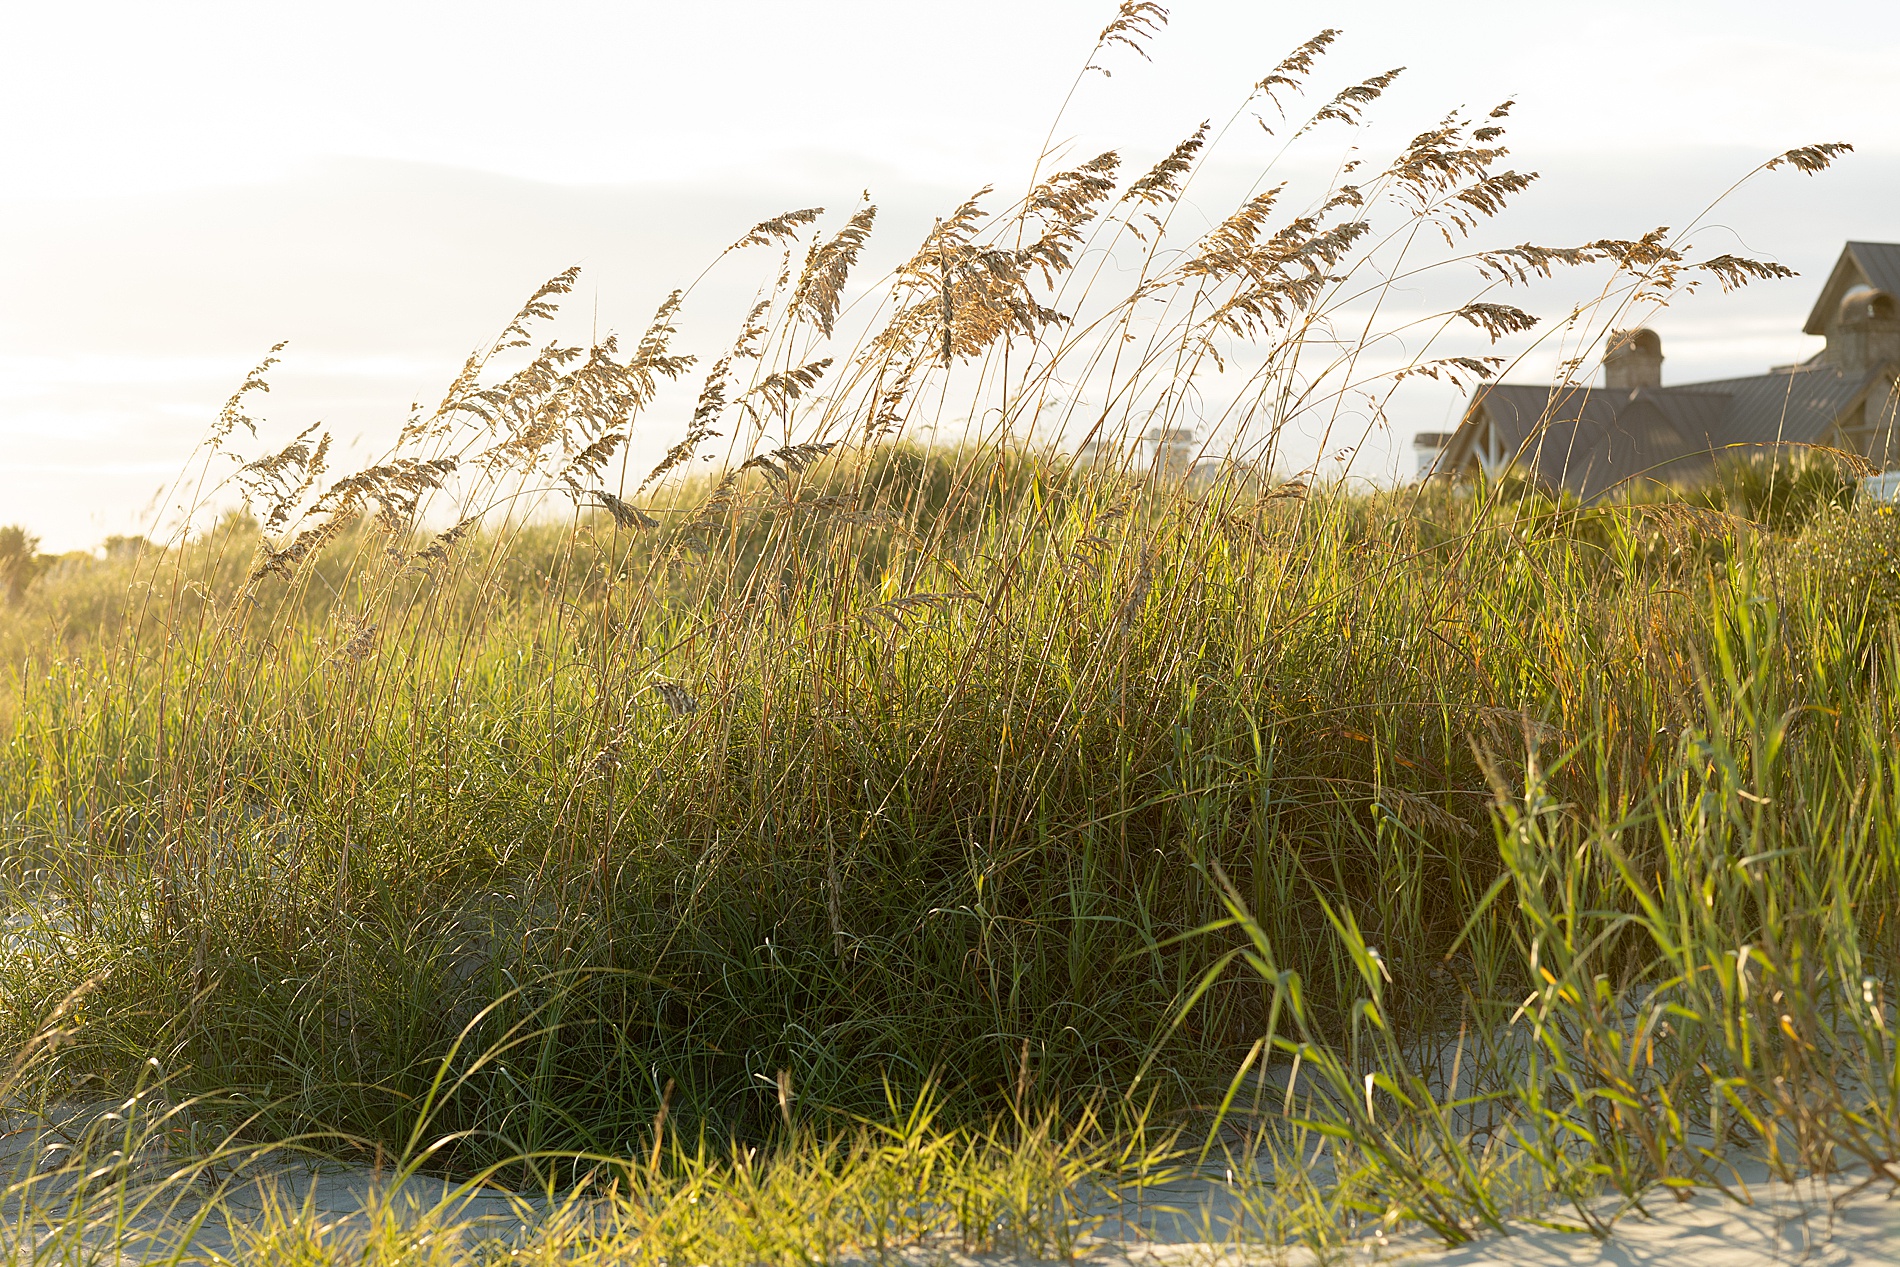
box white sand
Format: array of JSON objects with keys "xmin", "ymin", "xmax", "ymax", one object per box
[
  {"xmin": 1388, "ymin": 1177, "xmax": 1898, "ymax": 1266},
  {"xmin": 93, "ymin": 1164, "xmax": 1899, "ymax": 1264},
  {"xmin": 2, "ymin": 1103, "xmax": 1894, "ymax": 1265},
  {"xmin": 1099, "ymin": 1169, "xmax": 1899, "ymax": 1267}
]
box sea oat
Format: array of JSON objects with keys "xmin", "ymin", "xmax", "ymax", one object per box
[
  {"xmin": 791, "ymin": 204, "xmax": 877, "ymax": 336},
  {"xmin": 1088, "ymin": 1, "xmax": 1169, "ymax": 74},
  {"xmin": 726, "ymin": 207, "xmax": 824, "ymax": 253}
]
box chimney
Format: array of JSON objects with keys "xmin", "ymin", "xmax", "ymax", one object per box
[
  {"xmin": 1603, "ymin": 328, "xmax": 1663, "ymax": 391},
  {"xmin": 1829, "ymin": 286, "xmax": 1900, "ymax": 374}
]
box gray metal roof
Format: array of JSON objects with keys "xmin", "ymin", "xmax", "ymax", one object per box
[
  {"xmin": 1672, "ymin": 361, "xmax": 1880, "ymax": 446},
  {"xmin": 1641, "ymin": 388, "xmax": 1733, "ymax": 446},
  {"xmin": 1454, "ymin": 385, "xmax": 1728, "ymax": 499},
  {"xmin": 1450, "ymin": 383, "xmax": 1614, "ymax": 489},
  {"xmin": 1561, "ymin": 394, "xmax": 1721, "ymax": 501},
  {"xmin": 1452, "ymin": 361, "xmax": 1878, "ymax": 501}
]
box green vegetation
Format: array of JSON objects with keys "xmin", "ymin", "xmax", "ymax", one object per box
[{"xmin": 0, "ymin": 7, "xmax": 1892, "ymax": 1260}]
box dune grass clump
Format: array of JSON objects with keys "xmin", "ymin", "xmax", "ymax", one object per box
[
  {"xmin": 0, "ymin": 4, "xmax": 1892, "ymax": 1258},
  {"xmin": 1706, "ymin": 447, "xmax": 1861, "ymax": 530}
]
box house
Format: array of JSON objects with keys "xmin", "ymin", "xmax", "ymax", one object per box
[{"xmin": 1434, "ymin": 241, "xmax": 1900, "ymax": 500}]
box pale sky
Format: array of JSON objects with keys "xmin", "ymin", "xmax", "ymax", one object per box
[{"xmin": 4, "ymin": 0, "xmax": 1898, "ymax": 549}]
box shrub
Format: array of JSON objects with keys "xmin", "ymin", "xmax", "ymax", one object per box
[
  {"xmin": 0, "ymin": 525, "xmax": 49, "ymax": 602},
  {"xmin": 1709, "ymin": 448, "xmax": 1858, "ymax": 530},
  {"xmin": 1791, "ymin": 501, "xmax": 1900, "ymax": 625}
]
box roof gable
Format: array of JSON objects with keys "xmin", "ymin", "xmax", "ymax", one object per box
[
  {"xmin": 1803, "ymin": 242, "xmax": 1900, "ymax": 335},
  {"xmin": 1450, "ymin": 384, "xmax": 1621, "ymax": 488}
]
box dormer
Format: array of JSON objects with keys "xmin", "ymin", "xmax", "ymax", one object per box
[{"xmin": 1803, "ymin": 242, "xmax": 1900, "ymax": 373}]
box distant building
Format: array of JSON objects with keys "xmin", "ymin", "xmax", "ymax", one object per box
[
  {"xmin": 1142, "ymin": 426, "xmax": 1200, "ymax": 480},
  {"xmin": 1440, "ymin": 241, "xmax": 1900, "ymax": 500},
  {"xmin": 1071, "ymin": 426, "xmax": 1229, "ymax": 487}
]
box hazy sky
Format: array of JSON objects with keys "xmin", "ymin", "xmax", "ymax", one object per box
[{"xmin": 4, "ymin": 0, "xmax": 1898, "ymax": 549}]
